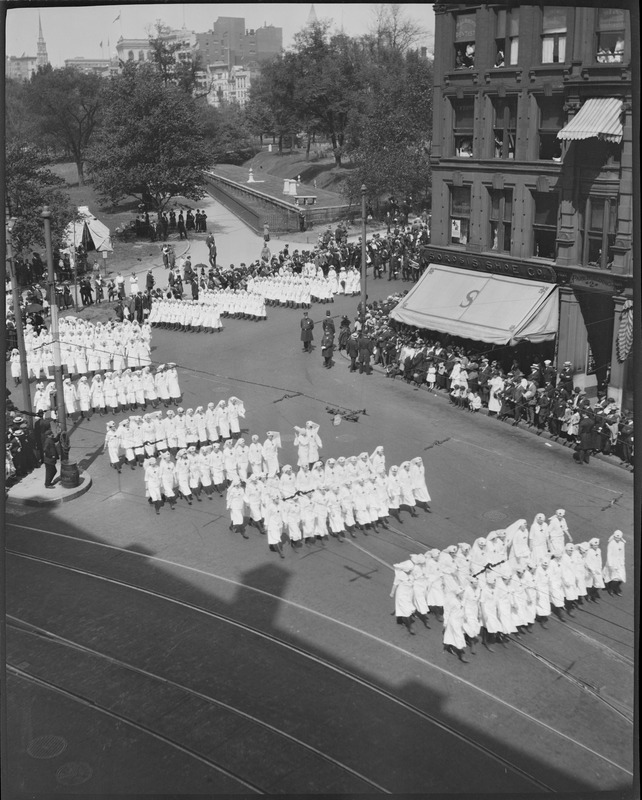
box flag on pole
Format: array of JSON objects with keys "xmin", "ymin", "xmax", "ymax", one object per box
[{"xmin": 113, "ymin": 11, "xmax": 121, "ymax": 23}]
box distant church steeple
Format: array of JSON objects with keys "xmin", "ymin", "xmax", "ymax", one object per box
[
  {"xmin": 307, "ymin": 4, "xmax": 318, "ymax": 26},
  {"xmin": 36, "ymin": 14, "xmax": 49, "ymax": 68}
]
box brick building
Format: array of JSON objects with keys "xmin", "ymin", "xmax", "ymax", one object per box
[
  {"xmin": 425, "ymin": 4, "xmax": 634, "ymax": 408},
  {"xmin": 195, "ymin": 17, "xmax": 282, "ymax": 68}
]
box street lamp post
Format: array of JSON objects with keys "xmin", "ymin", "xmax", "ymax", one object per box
[
  {"xmin": 360, "ymin": 184, "xmax": 367, "ymax": 330},
  {"xmin": 42, "ymin": 205, "xmax": 67, "ymax": 438},
  {"xmin": 5, "ymin": 215, "xmax": 33, "ymax": 427}
]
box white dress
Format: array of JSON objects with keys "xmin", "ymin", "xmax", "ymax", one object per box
[
  {"xmin": 443, "ymin": 592, "xmax": 466, "ymax": 650},
  {"xmin": 391, "ymin": 570, "xmax": 415, "ymax": 618},
  {"xmin": 603, "ymin": 535, "xmax": 626, "ymax": 583}
]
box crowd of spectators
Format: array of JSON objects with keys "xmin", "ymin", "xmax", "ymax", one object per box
[{"xmin": 335, "ymin": 295, "xmax": 634, "ymax": 469}]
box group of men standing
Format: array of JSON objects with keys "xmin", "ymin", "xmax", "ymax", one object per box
[
  {"xmin": 134, "ymin": 208, "xmax": 208, "ymax": 242},
  {"xmin": 301, "ymin": 310, "xmax": 345, "ymax": 370}
]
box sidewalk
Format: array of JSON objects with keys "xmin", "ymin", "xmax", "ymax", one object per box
[
  {"xmin": 6, "ymin": 465, "xmax": 92, "ymax": 507},
  {"xmin": 334, "ymin": 348, "xmax": 635, "ymax": 474}
]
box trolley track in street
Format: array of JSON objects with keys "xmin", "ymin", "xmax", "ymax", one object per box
[
  {"xmin": 5, "ymin": 529, "xmax": 634, "ymax": 789},
  {"xmin": 6, "ymin": 666, "xmax": 263, "ymax": 795},
  {"xmin": 6, "ymin": 617, "xmax": 390, "ymax": 795},
  {"xmin": 5, "ymin": 550, "xmax": 554, "ymax": 793}
]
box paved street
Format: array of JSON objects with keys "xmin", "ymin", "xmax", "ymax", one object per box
[{"xmin": 4, "ymin": 201, "xmax": 635, "ymax": 795}]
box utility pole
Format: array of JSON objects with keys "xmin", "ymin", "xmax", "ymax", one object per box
[
  {"xmin": 360, "ymin": 184, "xmax": 367, "ymax": 330},
  {"xmin": 5, "ymin": 215, "xmax": 33, "ymax": 427},
  {"xmin": 42, "ymin": 205, "xmax": 67, "ymax": 436}
]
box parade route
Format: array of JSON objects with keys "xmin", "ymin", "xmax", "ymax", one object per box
[{"xmin": 4, "ymin": 237, "xmax": 635, "ymax": 794}]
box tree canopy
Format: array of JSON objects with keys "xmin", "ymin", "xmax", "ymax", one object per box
[
  {"xmin": 87, "ymin": 62, "xmax": 215, "ymax": 213},
  {"xmin": 147, "ymin": 20, "xmax": 206, "ymax": 95},
  {"xmin": 26, "ymin": 66, "xmax": 103, "ymax": 185},
  {"xmin": 5, "ymin": 143, "xmax": 76, "ymax": 258},
  {"xmin": 246, "ymin": 8, "xmax": 433, "ymax": 201},
  {"xmin": 345, "ymin": 48, "xmax": 433, "ymax": 208}
]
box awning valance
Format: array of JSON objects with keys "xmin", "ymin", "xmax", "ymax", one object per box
[
  {"xmin": 557, "ymin": 97, "xmax": 623, "ymax": 144},
  {"xmin": 390, "ymin": 264, "xmax": 559, "ymax": 345}
]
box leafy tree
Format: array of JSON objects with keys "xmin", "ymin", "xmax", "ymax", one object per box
[
  {"xmin": 291, "ymin": 23, "xmax": 365, "ymax": 166},
  {"xmin": 87, "ymin": 62, "xmax": 214, "ymax": 213},
  {"xmin": 5, "ymin": 143, "xmax": 76, "ymax": 258},
  {"xmin": 247, "ymin": 58, "xmax": 299, "ymax": 154},
  {"xmin": 147, "ymin": 20, "xmax": 207, "ymax": 96},
  {"xmin": 244, "ymin": 89, "xmax": 275, "ymax": 146},
  {"xmin": 5, "ymin": 78, "xmax": 36, "ymax": 147},
  {"xmin": 27, "ymin": 66, "xmax": 103, "ymax": 185},
  {"xmin": 345, "ymin": 48, "xmax": 433, "ymax": 210}
]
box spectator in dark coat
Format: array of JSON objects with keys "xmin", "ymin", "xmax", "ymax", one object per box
[
  {"xmin": 573, "ymin": 413, "xmax": 595, "ymax": 465},
  {"xmin": 43, "ymin": 430, "xmax": 59, "ymax": 487},
  {"xmin": 358, "ymin": 333, "xmax": 374, "ymax": 375},
  {"xmin": 346, "ymin": 332, "xmax": 359, "ymax": 371}
]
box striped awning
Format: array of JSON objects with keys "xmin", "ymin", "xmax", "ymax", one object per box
[
  {"xmin": 557, "ymin": 97, "xmax": 623, "ymax": 144},
  {"xmin": 616, "ymin": 299, "xmax": 633, "ymax": 363}
]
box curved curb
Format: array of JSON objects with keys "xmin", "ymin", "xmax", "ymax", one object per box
[{"xmin": 6, "ymin": 471, "xmax": 93, "ymax": 508}]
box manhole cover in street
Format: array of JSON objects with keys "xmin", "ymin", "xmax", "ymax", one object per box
[
  {"xmin": 27, "ymin": 735, "xmax": 67, "ymax": 759},
  {"xmin": 56, "ymin": 762, "xmax": 93, "ymax": 786},
  {"xmin": 481, "ymin": 510, "xmax": 508, "ymax": 522}
]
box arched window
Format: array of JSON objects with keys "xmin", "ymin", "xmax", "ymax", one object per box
[
  {"xmin": 128, "ymin": 50, "xmax": 134, "ymax": 61},
  {"xmin": 138, "ymin": 50, "xmax": 144, "ymax": 61}
]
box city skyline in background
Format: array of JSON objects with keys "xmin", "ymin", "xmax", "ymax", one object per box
[{"xmin": 5, "ymin": 3, "xmax": 435, "ymax": 67}]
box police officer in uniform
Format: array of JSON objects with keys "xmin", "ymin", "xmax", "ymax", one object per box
[{"xmin": 300, "ymin": 311, "xmax": 314, "ymax": 352}]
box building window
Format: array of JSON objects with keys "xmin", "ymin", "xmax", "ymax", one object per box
[
  {"xmin": 495, "ymin": 8, "xmax": 519, "ymax": 66},
  {"xmin": 489, "ymin": 189, "xmax": 513, "ymax": 252},
  {"xmin": 532, "ymin": 191, "xmax": 559, "ymax": 259},
  {"xmin": 581, "ymin": 197, "xmax": 616, "ymax": 269},
  {"xmin": 537, "ymin": 97, "xmax": 564, "ymax": 160},
  {"xmin": 138, "ymin": 50, "xmax": 145, "ymax": 61},
  {"xmin": 492, "ymin": 97, "xmax": 516, "ymax": 158},
  {"xmin": 541, "ymin": 7, "xmax": 567, "ymax": 63},
  {"xmin": 596, "ymin": 9, "xmax": 625, "ymax": 63},
  {"xmin": 452, "ymin": 97, "xmax": 474, "ymax": 157},
  {"xmin": 450, "ymin": 186, "xmax": 471, "ymax": 245},
  {"xmin": 128, "ymin": 50, "xmax": 134, "ymax": 61},
  {"xmin": 454, "ymin": 12, "xmax": 476, "ymax": 69}
]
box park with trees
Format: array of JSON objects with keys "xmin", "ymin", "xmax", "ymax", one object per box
[{"xmin": 5, "ymin": 5, "xmax": 433, "ymax": 260}]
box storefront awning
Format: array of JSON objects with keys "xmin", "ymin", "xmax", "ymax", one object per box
[
  {"xmin": 557, "ymin": 97, "xmax": 623, "ymax": 144},
  {"xmin": 389, "ymin": 264, "xmax": 559, "ymax": 345}
]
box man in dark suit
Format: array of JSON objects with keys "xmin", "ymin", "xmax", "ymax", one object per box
[
  {"xmin": 346, "ymin": 332, "xmax": 359, "ymax": 372},
  {"xmin": 358, "ymin": 333, "xmax": 375, "ymax": 375},
  {"xmin": 43, "ymin": 429, "xmax": 59, "ymax": 488},
  {"xmin": 573, "ymin": 412, "xmax": 595, "ymax": 464}
]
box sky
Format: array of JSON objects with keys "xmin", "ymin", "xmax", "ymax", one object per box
[{"xmin": 5, "ymin": 3, "xmax": 435, "ymax": 65}]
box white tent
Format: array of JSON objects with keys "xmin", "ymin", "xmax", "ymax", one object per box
[{"xmin": 63, "ymin": 206, "xmax": 113, "ymax": 253}]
